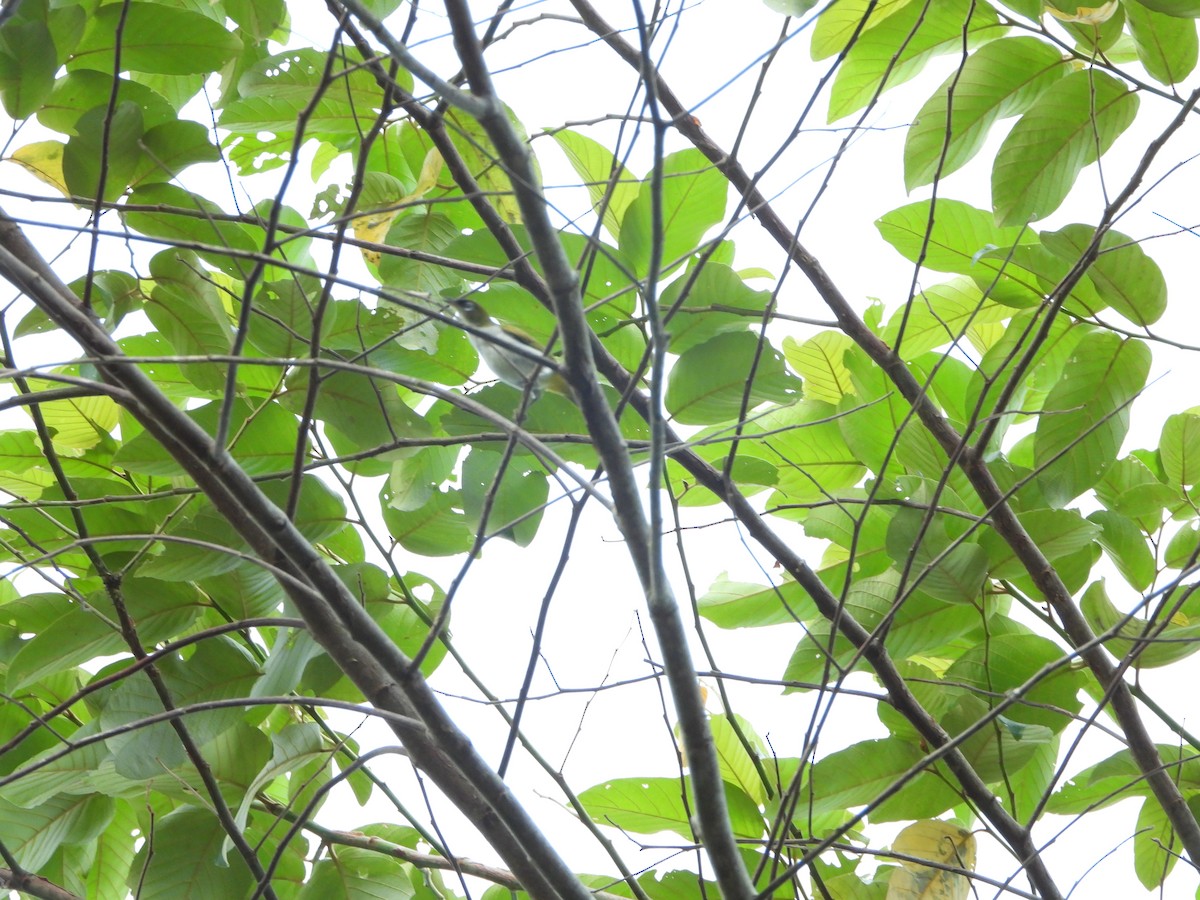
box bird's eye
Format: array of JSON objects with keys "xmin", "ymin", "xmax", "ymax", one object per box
[{"xmin": 460, "ymin": 300, "xmax": 477, "ymax": 312}]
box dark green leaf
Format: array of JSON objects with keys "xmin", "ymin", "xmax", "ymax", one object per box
[
  {"xmin": 1087, "ymin": 510, "xmax": 1156, "ymax": 590},
  {"xmin": 38, "ymin": 71, "xmax": 176, "ymax": 135},
  {"xmin": 62, "ymin": 102, "xmax": 144, "ymax": 201},
  {"xmin": 1032, "ymin": 333, "xmax": 1150, "ymax": 506},
  {"xmin": 943, "ymin": 631, "xmax": 1085, "ymax": 730},
  {"xmin": 129, "ymin": 119, "xmax": 219, "ymax": 186},
  {"xmin": 381, "ymin": 487, "xmax": 473, "ymax": 557},
  {"xmin": 71, "ymin": 3, "xmax": 242, "ymax": 75},
  {"xmin": 123, "ymin": 184, "xmax": 263, "ymax": 280},
  {"xmin": 666, "ymin": 331, "xmax": 801, "ymax": 425},
  {"xmin": 0, "ymin": 20, "xmax": 58, "ymax": 119}
]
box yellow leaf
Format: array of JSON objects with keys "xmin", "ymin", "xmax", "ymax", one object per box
[
  {"xmin": 6, "ymin": 142, "xmax": 70, "ymax": 198},
  {"xmin": 1046, "ymin": 1, "xmax": 1118, "ymax": 24},
  {"xmin": 414, "ymin": 147, "xmax": 444, "ymax": 197},
  {"xmin": 352, "ymin": 150, "xmax": 443, "ymax": 266},
  {"xmin": 886, "ymin": 819, "xmax": 976, "ymax": 900},
  {"xmin": 352, "ymin": 209, "xmax": 397, "ymax": 266},
  {"xmin": 1172, "ymin": 610, "xmax": 1190, "ymax": 627}
]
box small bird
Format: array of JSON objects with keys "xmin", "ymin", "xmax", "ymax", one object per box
[{"xmin": 449, "ymin": 298, "xmax": 572, "ymax": 401}]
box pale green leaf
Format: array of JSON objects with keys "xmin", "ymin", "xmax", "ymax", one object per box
[
  {"xmin": 992, "ymin": 70, "xmax": 1138, "ymax": 226},
  {"xmin": 905, "ymin": 36, "xmax": 1067, "ymax": 189},
  {"xmin": 1126, "ymin": 0, "xmax": 1199, "ymax": 84}
]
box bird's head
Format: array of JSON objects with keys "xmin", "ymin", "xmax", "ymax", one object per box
[{"xmin": 448, "ymin": 298, "xmax": 493, "ymax": 327}]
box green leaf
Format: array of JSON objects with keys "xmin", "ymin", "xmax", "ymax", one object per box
[
  {"xmin": 620, "ymin": 148, "xmax": 728, "ymax": 278},
  {"xmin": 62, "ymin": 102, "xmax": 144, "ymax": 201},
  {"xmin": 811, "ymin": 0, "xmax": 914, "ymax": 60},
  {"xmin": 224, "ymin": 0, "xmax": 286, "ymax": 41},
  {"xmin": 551, "ymin": 129, "xmax": 639, "ymax": 239},
  {"xmin": 943, "ymin": 631, "xmax": 1085, "ymax": 731},
  {"xmin": 71, "ymin": 3, "xmax": 242, "ymax": 75},
  {"xmin": 904, "ymin": 36, "xmax": 1068, "ymax": 190},
  {"xmin": 708, "ymin": 714, "xmax": 769, "ymax": 804},
  {"xmin": 875, "ymin": 200, "xmax": 1041, "ymax": 306},
  {"xmin": 980, "ymin": 508, "xmax": 1100, "ymax": 579},
  {"xmin": 1081, "ymin": 579, "xmax": 1200, "ymax": 668},
  {"xmin": 0, "ymin": 794, "xmax": 104, "ymax": 872},
  {"xmin": 661, "ymin": 262, "xmax": 773, "ymax": 354},
  {"xmin": 445, "ymin": 105, "xmax": 532, "ymax": 225},
  {"xmin": 122, "ymin": 184, "xmax": 263, "ymax": 280},
  {"xmin": 0, "ymin": 20, "xmax": 58, "ymax": 119},
  {"xmin": 828, "ymin": 0, "xmax": 1002, "ymax": 122},
  {"xmin": 101, "ymin": 639, "xmax": 261, "ymax": 781},
  {"xmin": 945, "ymin": 695, "xmax": 1054, "ymax": 783},
  {"xmin": 1087, "ymin": 510, "xmax": 1155, "ymax": 590},
  {"xmin": 86, "ymin": 800, "xmax": 138, "ymax": 900},
  {"xmin": 1134, "ymin": 797, "xmax": 1177, "ymax": 889},
  {"xmin": 23, "ymin": 373, "xmax": 120, "ymax": 451},
  {"xmin": 578, "ymin": 776, "xmax": 763, "ymax": 840},
  {"xmin": 115, "ymin": 399, "xmax": 300, "ymax": 476},
  {"xmin": 1126, "ymin": 0, "xmax": 1199, "ymax": 83},
  {"xmin": 298, "ymin": 846, "xmax": 416, "ymax": 899},
  {"xmin": 38, "ymin": 71, "xmax": 176, "ymax": 135},
  {"xmin": 765, "ymin": 0, "xmax": 820, "ymax": 14},
  {"xmin": 378, "ymin": 211, "xmax": 465, "ymax": 295},
  {"xmin": 1040, "ymin": 224, "xmax": 1167, "ymax": 325},
  {"xmin": 881, "ymin": 278, "xmax": 1011, "ymax": 360},
  {"xmin": 992, "ymin": 70, "xmax": 1139, "ymax": 226},
  {"xmin": 130, "ymin": 808, "xmax": 254, "ymax": 899},
  {"xmin": 280, "ymin": 366, "xmax": 429, "ymax": 453},
  {"xmin": 805, "ymin": 737, "xmax": 959, "ymax": 821},
  {"xmin": 885, "ymin": 507, "xmax": 989, "ymax": 603},
  {"xmin": 1165, "ymin": 521, "xmax": 1200, "ymax": 569},
  {"xmin": 1160, "ymin": 411, "xmax": 1200, "ymax": 487},
  {"xmin": 698, "ymin": 574, "xmax": 818, "ymax": 628},
  {"xmin": 665, "ymin": 331, "xmax": 801, "ymax": 425},
  {"xmin": 381, "ymin": 487, "xmax": 474, "ymax": 557},
  {"xmin": 129, "ymin": 119, "xmax": 220, "ymax": 186},
  {"xmin": 577, "ymin": 777, "xmax": 694, "ymax": 839},
  {"xmin": 1032, "ymin": 333, "xmax": 1151, "ymax": 506},
  {"xmin": 1133, "ymin": 0, "xmax": 1200, "ymax": 14},
  {"xmin": 1050, "ymin": 744, "xmax": 1200, "ymax": 817},
  {"xmin": 783, "ymin": 331, "xmax": 853, "ymax": 404},
  {"xmin": 965, "ymin": 312, "xmax": 1087, "ymax": 453},
  {"xmin": 7, "ymin": 579, "xmax": 206, "ymax": 692},
  {"xmin": 461, "ymin": 449, "xmax": 549, "ymax": 547},
  {"xmin": 783, "ymin": 570, "xmax": 985, "ymax": 686},
  {"xmin": 740, "ymin": 400, "xmax": 864, "ymax": 502}
]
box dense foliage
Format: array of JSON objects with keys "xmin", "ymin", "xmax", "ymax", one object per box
[{"xmin": 1, "ymin": 0, "xmax": 1200, "ymax": 897}]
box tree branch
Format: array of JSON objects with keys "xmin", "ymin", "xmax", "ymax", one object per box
[{"xmin": 0, "ymin": 211, "xmax": 586, "ymax": 900}]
